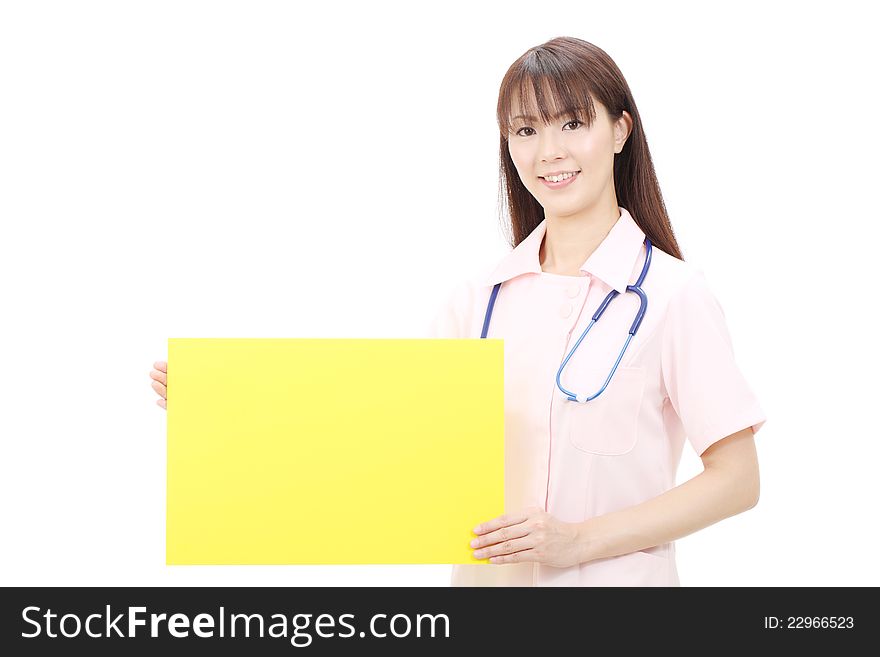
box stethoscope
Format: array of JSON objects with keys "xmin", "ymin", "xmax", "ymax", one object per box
[{"xmin": 480, "ymin": 236, "xmax": 652, "ymax": 403}]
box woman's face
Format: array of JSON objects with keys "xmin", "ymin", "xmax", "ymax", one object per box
[{"xmin": 506, "ymin": 93, "xmax": 631, "ymax": 217}]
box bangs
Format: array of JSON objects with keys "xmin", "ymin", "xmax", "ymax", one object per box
[{"xmin": 498, "ymin": 56, "xmax": 597, "ymax": 137}]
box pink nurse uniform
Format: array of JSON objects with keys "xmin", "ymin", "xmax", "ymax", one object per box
[{"xmin": 427, "ymin": 206, "xmax": 767, "ymax": 586}]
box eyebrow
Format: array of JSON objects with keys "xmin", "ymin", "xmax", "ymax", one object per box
[{"xmin": 510, "ymin": 108, "xmax": 587, "ymax": 122}]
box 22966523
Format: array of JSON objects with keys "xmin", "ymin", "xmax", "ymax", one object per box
[{"xmin": 764, "ymin": 616, "xmax": 854, "ymax": 629}]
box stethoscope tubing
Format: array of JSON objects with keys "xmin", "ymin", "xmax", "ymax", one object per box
[{"xmin": 481, "ymin": 236, "xmax": 652, "ymax": 403}]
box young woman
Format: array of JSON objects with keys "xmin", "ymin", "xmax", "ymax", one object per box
[
  {"xmin": 150, "ymin": 36, "xmax": 766, "ymax": 587},
  {"xmin": 426, "ymin": 36, "xmax": 766, "ymax": 587}
]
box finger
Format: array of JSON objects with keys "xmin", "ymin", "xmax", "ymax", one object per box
[
  {"xmin": 157, "ymin": 398, "xmax": 166, "ymax": 410},
  {"xmin": 150, "ymin": 369, "xmax": 167, "ymax": 385},
  {"xmin": 488, "ymin": 548, "xmax": 536, "ymax": 565},
  {"xmin": 474, "ymin": 536, "xmax": 535, "ymax": 561},
  {"xmin": 151, "ymin": 380, "xmax": 166, "ymax": 398},
  {"xmin": 470, "ymin": 522, "xmax": 530, "ymax": 550},
  {"xmin": 154, "ymin": 361, "xmax": 167, "ymax": 373},
  {"xmin": 473, "ymin": 511, "xmax": 529, "ymax": 536}
]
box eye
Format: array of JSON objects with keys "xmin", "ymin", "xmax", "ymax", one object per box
[{"xmin": 514, "ymin": 119, "xmax": 582, "ymax": 137}]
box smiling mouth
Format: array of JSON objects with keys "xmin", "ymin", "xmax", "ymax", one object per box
[{"xmin": 539, "ymin": 171, "xmax": 581, "ymax": 188}]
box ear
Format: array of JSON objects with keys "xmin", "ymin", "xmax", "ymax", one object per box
[{"xmin": 614, "ymin": 111, "xmax": 634, "ymax": 154}]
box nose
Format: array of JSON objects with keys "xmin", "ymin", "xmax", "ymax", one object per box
[{"xmin": 538, "ymin": 130, "xmax": 567, "ymax": 163}]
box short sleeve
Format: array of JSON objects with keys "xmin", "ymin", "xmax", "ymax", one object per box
[
  {"xmin": 426, "ymin": 279, "xmax": 472, "ymax": 339},
  {"xmin": 660, "ymin": 270, "xmax": 767, "ymax": 456}
]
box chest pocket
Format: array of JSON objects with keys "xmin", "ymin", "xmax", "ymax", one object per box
[{"xmin": 567, "ymin": 366, "xmax": 646, "ymax": 456}]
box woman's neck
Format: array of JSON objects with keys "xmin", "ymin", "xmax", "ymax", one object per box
[{"xmin": 539, "ymin": 206, "xmax": 621, "ymax": 275}]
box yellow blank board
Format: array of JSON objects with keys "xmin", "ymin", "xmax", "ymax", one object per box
[{"xmin": 166, "ymin": 338, "xmax": 504, "ymax": 565}]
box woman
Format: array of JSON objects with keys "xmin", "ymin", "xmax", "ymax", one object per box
[
  {"xmin": 150, "ymin": 36, "xmax": 766, "ymax": 587},
  {"xmin": 426, "ymin": 36, "xmax": 766, "ymax": 587}
]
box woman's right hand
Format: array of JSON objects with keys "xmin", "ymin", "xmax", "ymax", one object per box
[{"xmin": 150, "ymin": 360, "xmax": 167, "ymax": 410}]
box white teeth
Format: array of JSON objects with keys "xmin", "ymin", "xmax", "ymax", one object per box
[{"xmin": 546, "ymin": 172, "xmax": 577, "ymax": 182}]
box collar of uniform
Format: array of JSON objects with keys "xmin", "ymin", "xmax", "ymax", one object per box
[{"xmin": 483, "ymin": 206, "xmax": 646, "ymax": 293}]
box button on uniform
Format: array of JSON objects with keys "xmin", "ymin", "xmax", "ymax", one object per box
[
  {"xmin": 559, "ymin": 302, "xmax": 573, "ymax": 318},
  {"xmin": 566, "ymin": 283, "xmax": 582, "ymax": 298}
]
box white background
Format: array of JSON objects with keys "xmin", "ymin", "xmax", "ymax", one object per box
[{"xmin": 1, "ymin": 0, "xmax": 877, "ymax": 587}]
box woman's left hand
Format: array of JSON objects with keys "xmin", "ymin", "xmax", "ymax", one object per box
[{"xmin": 470, "ymin": 506, "xmax": 583, "ymax": 568}]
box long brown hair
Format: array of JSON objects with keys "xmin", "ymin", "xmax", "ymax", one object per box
[{"xmin": 496, "ymin": 36, "xmax": 684, "ymax": 260}]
